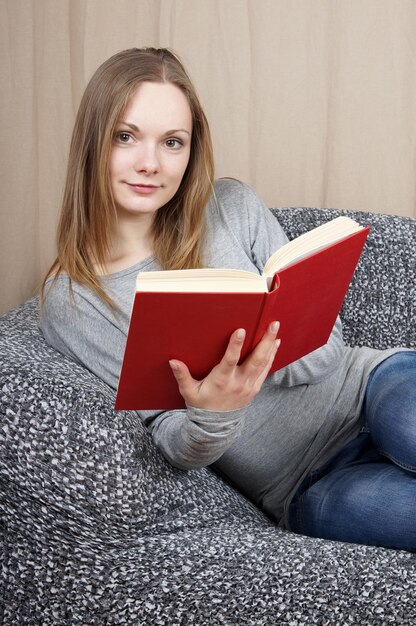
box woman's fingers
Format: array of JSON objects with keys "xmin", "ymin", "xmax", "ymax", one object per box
[
  {"xmin": 216, "ymin": 328, "xmax": 246, "ymax": 372},
  {"xmin": 218, "ymin": 321, "xmax": 279, "ymax": 375},
  {"xmin": 169, "ymin": 321, "xmax": 281, "ymax": 411},
  {"xmin": 250, "ymin": 337, "xmax": 281, "ymax": 390},
  {"xmin": 242, "ymin": 321, "xmax": 280, "ymax": 376},
  {"xmin": 169, "ymin": 359, "xmax": 198, "ymax": 399}
]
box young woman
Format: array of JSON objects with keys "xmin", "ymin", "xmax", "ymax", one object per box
[{"xmin": 41, "ymin": 48, "xmax": 416, "ymax": 551}]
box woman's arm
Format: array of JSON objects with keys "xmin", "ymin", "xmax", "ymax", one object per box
[
  {"xmin": 146, "ymin": 406, "xmax": 246, "ymax": 470},
  {"xmin": 145, "ymin": 321, "xmax": 280, "ymax": 469},
  {"xmin": 40, "ymin": 275, "xmax": 279, "ymax": 471}
]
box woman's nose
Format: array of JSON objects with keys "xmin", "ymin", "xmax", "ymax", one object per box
[{"xmin": 134, "ymin": 143, "xmax": 159, "ymax": 174}]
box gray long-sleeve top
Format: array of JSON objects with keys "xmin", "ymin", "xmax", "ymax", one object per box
[{"xmin": 41, "ymin": 179, "xmax": 398, "ymax": 525}]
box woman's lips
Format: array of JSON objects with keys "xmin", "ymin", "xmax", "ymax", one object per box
[{"xmin": 126, "ymin": 183, "xmax": 160, "ymax": 194}]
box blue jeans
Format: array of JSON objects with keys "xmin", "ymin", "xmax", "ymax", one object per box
[{"xmin": 288, "ymin": 351, "xmax": 416, "ymax": 551}]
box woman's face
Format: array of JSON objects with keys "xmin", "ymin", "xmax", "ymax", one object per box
[{"xmin": 109, "ymin": 81, "xmax": 193, "ymax": 220}]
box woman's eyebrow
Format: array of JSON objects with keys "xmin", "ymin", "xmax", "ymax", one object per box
[
  {"xmin": 163, "ymin": 128, "xmax": 191, "ymax": 136},
  {"xmin": 118, "ymin": 120, "xmax": 190, "ymax": 136},
  {"xmin": 118, "ymin": 121, "xmax": 139, "ymax": 131}
]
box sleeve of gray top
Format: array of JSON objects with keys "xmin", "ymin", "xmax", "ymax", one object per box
[{"xmin": 142, "ymin": 405, "xmax": 248, "ymax": 470}]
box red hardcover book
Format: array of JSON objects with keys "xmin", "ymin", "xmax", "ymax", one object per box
[{"xmin": 115, "ymin": 217, "xmax": 369, "ymax": 410}]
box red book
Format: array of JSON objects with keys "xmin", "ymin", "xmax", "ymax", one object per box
[{"xmin": 115, "ymin": 217, "xmax": 369, "ymax": 410}]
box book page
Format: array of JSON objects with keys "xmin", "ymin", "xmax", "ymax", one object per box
[
  {"xmin": 136, "ymin": 268, "xmax": 268, "ymax": 293},
  {"xmin": 263, "ymin": 216, "xmax": 364, "ymax": 276}
]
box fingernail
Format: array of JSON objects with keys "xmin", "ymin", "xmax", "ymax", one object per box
[
  {"xmin": 271, "ymin": 321, "xmax": 280, "ymax": 334},
  {"xmin": 169, "ymin": 360, "xmax": 179, "ymax": 371},
  {"xmin": 236, "ymin": 328, "xmax": 246, "ymax": 341}
]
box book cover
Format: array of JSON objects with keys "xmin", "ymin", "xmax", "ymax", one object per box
[{"xmin": 115, "ymin": 227, "xmax": 369, "ymax": 410}]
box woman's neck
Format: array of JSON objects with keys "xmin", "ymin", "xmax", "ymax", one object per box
[{"xmin": 97, "ymin": 215, "xmax": 155, "ymax": 275}]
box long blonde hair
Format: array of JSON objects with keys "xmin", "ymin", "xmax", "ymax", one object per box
[{"xmin": 41, "ymin": 48, "xmax": 214, "ymax": 308}]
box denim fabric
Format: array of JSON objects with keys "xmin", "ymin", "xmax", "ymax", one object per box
[{"xmin": 288, "ymin": 351, "xmax": 416, "ymax": 551}]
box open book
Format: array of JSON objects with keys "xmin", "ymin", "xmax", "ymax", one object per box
[{"xmin": 115, "ymin": 216, "xmax": 369, "ymax": 410}]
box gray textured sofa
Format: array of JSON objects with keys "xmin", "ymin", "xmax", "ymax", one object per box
[{"xmin": 1, "ymin": 207, "xmax": 415, "ymax": 626}]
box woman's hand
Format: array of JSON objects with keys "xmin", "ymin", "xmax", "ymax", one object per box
[{"xmin": 169, "ymin": 321, "xmax": 280, "ymax": 412}]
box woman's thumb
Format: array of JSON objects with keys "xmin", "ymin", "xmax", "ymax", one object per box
[{"xmin": 169, "ymin": 360, "xmax": 194, "ymax": 399}]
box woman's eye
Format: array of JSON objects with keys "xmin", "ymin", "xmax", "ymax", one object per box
[
  {"xmin": 165, "ymin": 138, "xmax": 183, "ymax": 149},
  {"xmin": 115, "ymin": 132, "xmax": 133, "ymax": 143}
]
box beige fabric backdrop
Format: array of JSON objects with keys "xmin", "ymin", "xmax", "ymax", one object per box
[{"xmin": 1, "ymin": 0, "xmax": 416, "ymax": 315}]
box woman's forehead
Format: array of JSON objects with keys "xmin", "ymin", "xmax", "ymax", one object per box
[{"xmin": 120, "ymin": 81, "xmax": 193, "ymax": 133}]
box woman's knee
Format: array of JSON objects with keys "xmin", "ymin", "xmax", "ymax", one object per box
[{"xmin": 364, "ymin": 352, "xmax": 416, "ymax": 471}]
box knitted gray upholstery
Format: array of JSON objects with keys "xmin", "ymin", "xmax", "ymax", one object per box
[{"xmin": 1, "ymin": 208, "xmax": 415, "ymax": 625}]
